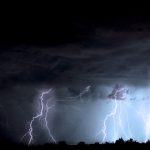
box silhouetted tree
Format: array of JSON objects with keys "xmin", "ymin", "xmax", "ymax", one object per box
[
  {"xmin": 94, "ymin": 142, "xmax": 99, "ymax": 145},
  {"xmin": 78, "ymin": 141, "xmax": 85, "ymax": 145},
  {"xmin": 115, "ymin": 138, "xmax": 124, "ymax": 144}
]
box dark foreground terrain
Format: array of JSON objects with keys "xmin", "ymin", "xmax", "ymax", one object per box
[{"xmin": 1, "ymin": 139, "xmax": 150, "ymax": 150}]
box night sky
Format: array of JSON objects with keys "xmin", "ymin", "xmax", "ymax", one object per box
[{"xmin": 1, "ymin": 12, "xmax": 150, "ymax": 144}]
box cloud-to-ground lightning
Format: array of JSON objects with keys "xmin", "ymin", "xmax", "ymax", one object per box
[
  {"xmin": 21, "ymin": 89, "xmax": 56, "ymax": 145},
  {"xmin": 101, "ymin": 88, "xmax": 118, "ymax": 143},
  {"xmin": 95, "ymin": 84, "xmax": 150, "ymax": 143},
  {"xmin": 44, "ymin": 102, "xmax": 56, "ymax": 143},
  {"xmin": 96, "ymin": 84, "xmax": 134, "ymax": 143},
  {"xmin": 22, "ymin": 86, "xmax": 91, "ymax": 145}
]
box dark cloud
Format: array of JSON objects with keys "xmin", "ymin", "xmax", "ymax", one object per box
[
  {"xmin": 1, "ymin": 16, "xmax": 150, "ymax": 143},
  {"xmin": 1, "ymin": 28, "xmax": 150, "ymax": 88}
]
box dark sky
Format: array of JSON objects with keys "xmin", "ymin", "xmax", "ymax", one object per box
[
  {"xmin": 1, "ymin": 15, "xmax": 150, "ymax": 88},
  {"xmin": 1, "ymin": 13, "xmax": 150, "ymax": 144}
]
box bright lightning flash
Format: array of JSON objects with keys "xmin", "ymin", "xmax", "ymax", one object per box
[
  {"xmin": 22, "ymin": 86, "xmax": 91, "ymax": 145},
  {"xmin": 96, "ymin": 85, "xmax": 134, "ymax": 143},
  {"xmin": 22, "ymin": 89, "xmax": 56, "ymax": 145}
]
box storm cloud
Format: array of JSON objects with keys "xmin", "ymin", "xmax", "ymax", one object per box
[{"xmin": 1, "ymin": 16, "xmax": 150, "ymax": 144}]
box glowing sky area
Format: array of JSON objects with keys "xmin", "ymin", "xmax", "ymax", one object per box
[
  {"xmin": 94, "ymin": 85, "xmax": 150, "ymax": 143},
  {"xmin": 96, "ymin": 99, "xmax": 150, "ymax": 143},
  {"xmin": 96, "ymin": 85, "xmax": 150, "ymax": 143},
  {"xmin": 20, "ymin": 84, "xmax": 150, "ymax": 144}
]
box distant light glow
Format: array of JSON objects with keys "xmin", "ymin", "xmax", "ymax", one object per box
[{"xmin": 96, "ymin": 84, "xmax": 150, "ymax": 143}]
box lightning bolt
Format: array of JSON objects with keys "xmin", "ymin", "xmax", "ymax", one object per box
[
  {"xmin": 96, "ymin": 86, "xmax": 134, "ymax": 143},
  {"xmin": 22, "ymin": 86, "xmax": 91, "ymax": 145},
  {"xmin": 44, "ymin": 102, "xmax": 56, "ymax": 143},
  {"xmin": 21, "ymin": 89, "xmax": 56, "ymax": 145},
  {"xmin": 68, "ymin": 86, "xmax": 91, "ymax": 102},
  {"xmin": 101, "ymin": 91, "xmax": 118, "ymax": 143}
]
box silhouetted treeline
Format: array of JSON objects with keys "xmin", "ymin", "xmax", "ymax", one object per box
[{"xmin": 0, "ymin": 138, "xmax": 150, "ymax": 150}]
